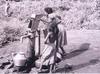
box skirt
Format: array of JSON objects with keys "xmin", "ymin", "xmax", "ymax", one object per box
[
  {"xmin": 40, "ymin": 43, "xmax": 62, "ymax": 65},
  {"xmin": 58, "ymin": 24, "xmax": 67, "ymax": 47}
]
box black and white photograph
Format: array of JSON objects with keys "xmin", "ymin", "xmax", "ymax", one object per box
[{"xmin": 0, "ymin": 0, "xmax": 100, "ymax": 73}]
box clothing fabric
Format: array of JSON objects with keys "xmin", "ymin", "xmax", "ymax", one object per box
[
  {"xmin": 42, "ymin": 13, "xmax": 60, "ymax": 38},
  {"xmin": 40, "ymin": 43, "xmax": 62, "ymax": 65},
  {"xmin": 40, "ymin": 18, "xmax": 61, "ymax": 66},
  {"xmin": 48, "ymin": 13, "xmax": 67, "ymax": 47},
  {"xmin": 58, "ymin": 24, "xmax": 67, "ymax": 47}
]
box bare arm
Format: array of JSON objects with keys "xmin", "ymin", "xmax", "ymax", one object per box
[
  {"xmin": 44, "ymin": 32, "xmax": 52, "ymax": 44},
  {"xmin": 40, "ymin": 19, "xmax": 49, "ymax": 24},
  {"xmin": 40, "ymin": 32, "xmax": 51, "ymax": 56}
]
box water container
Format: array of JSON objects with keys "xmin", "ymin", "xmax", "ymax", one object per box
[{"xmin": 12, "ymin": 52, "xmax": 26, "ymax": 66}]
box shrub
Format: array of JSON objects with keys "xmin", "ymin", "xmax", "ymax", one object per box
[{"xmin": 0, "ymin": 26, "xmax": 24, "ymax": 47}]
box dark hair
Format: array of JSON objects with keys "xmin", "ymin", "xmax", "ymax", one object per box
[
  {"xmin": 44, "ymin": 7, "xmax": 53, "ymax": 14},
  {"xmin": 48, "ymin": 19, "xmax": 59, "ymax": 35}
]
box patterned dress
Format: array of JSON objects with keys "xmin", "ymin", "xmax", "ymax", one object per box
[{"xmin": 40, "ymin": 19, "xmax": 62, "ymax": 66}]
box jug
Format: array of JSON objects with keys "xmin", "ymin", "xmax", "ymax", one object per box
[{"xmin": 12, "ymin": 52, "xmax": 27, "ymax": 66}]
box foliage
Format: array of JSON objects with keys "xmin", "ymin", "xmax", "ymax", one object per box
[{"xmin": 0, "ymin": 26, "xmax": 23, "ymax": 47}]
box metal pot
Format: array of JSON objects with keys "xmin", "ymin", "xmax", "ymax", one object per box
[
  {"xmin": 12, "ymin": 52, "xmax": 27, "ymax": 66},
  {"xmin": 35, "ymin": 59, "xmax": 41, "ymax": 68}
]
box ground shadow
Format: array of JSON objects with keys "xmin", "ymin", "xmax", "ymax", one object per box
[
  {"xmin": 55, "ymin": 58, "xmax": 100, "ymax": 73},
  {"xmin": 62, "ymin": 43, "xmax": 90, "ymax": 60}
]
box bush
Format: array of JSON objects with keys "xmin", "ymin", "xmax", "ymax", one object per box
[{"xmin": 0, "ymin": 26, "xmax": 23, "ymax": 47}]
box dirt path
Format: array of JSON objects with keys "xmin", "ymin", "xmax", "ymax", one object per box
[
  {"xmin": 0, "ymin": 30, "xmax": 100, "ymax": 73},
  {"xmin": 57, "ymin": 30, "xmax": 100, "ymax": 73}
]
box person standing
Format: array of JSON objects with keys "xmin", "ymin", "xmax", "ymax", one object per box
[
  {"xmin": 57, "ymin": 18, "xmax": 67, "ymax": 56},
  {"xmin": 38, "ymin": 18, "xmax": 61, "ymax": 73},
  {"xmin": 44, "ymin": 7, "xmax": 67, "ymax": 56}
]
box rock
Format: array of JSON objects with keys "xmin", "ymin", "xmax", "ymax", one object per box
[
  {"xmin": 6, "ymin": 62, "xmax": 14, "ymax": 69},
  {"xmin": 0, "ymin": 63, "xmax": 4, "ymax": 69}
]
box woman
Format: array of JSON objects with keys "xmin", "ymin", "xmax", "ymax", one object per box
[{"xmin": 57, "ymin": 22, "xmax": 67, "ymax": 56}]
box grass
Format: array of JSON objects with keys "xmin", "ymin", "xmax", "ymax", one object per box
[
  {"xmin": 0, "ymin": 0, "xmax": 99, "ymax": 46},
  {"xmin": 0, "ymin": 26, "xmax": 24, "ymax": 47}
]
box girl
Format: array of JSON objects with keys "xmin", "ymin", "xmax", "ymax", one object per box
[
  {"xmin": 38, "ymin": 18, "xmax": 62, "ymax": 73},
  {"xmin": 44, "ymin": 7, "xmax": 67, "ymax": 57}
]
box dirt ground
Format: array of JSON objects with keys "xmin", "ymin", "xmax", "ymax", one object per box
[
  {"xmin": 0, "ymin": 30, "xmax": 100, "ymax": 73},
  {"xmin": 0, "ymin": 0, "xmax": 100, "ymax": 73}
]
